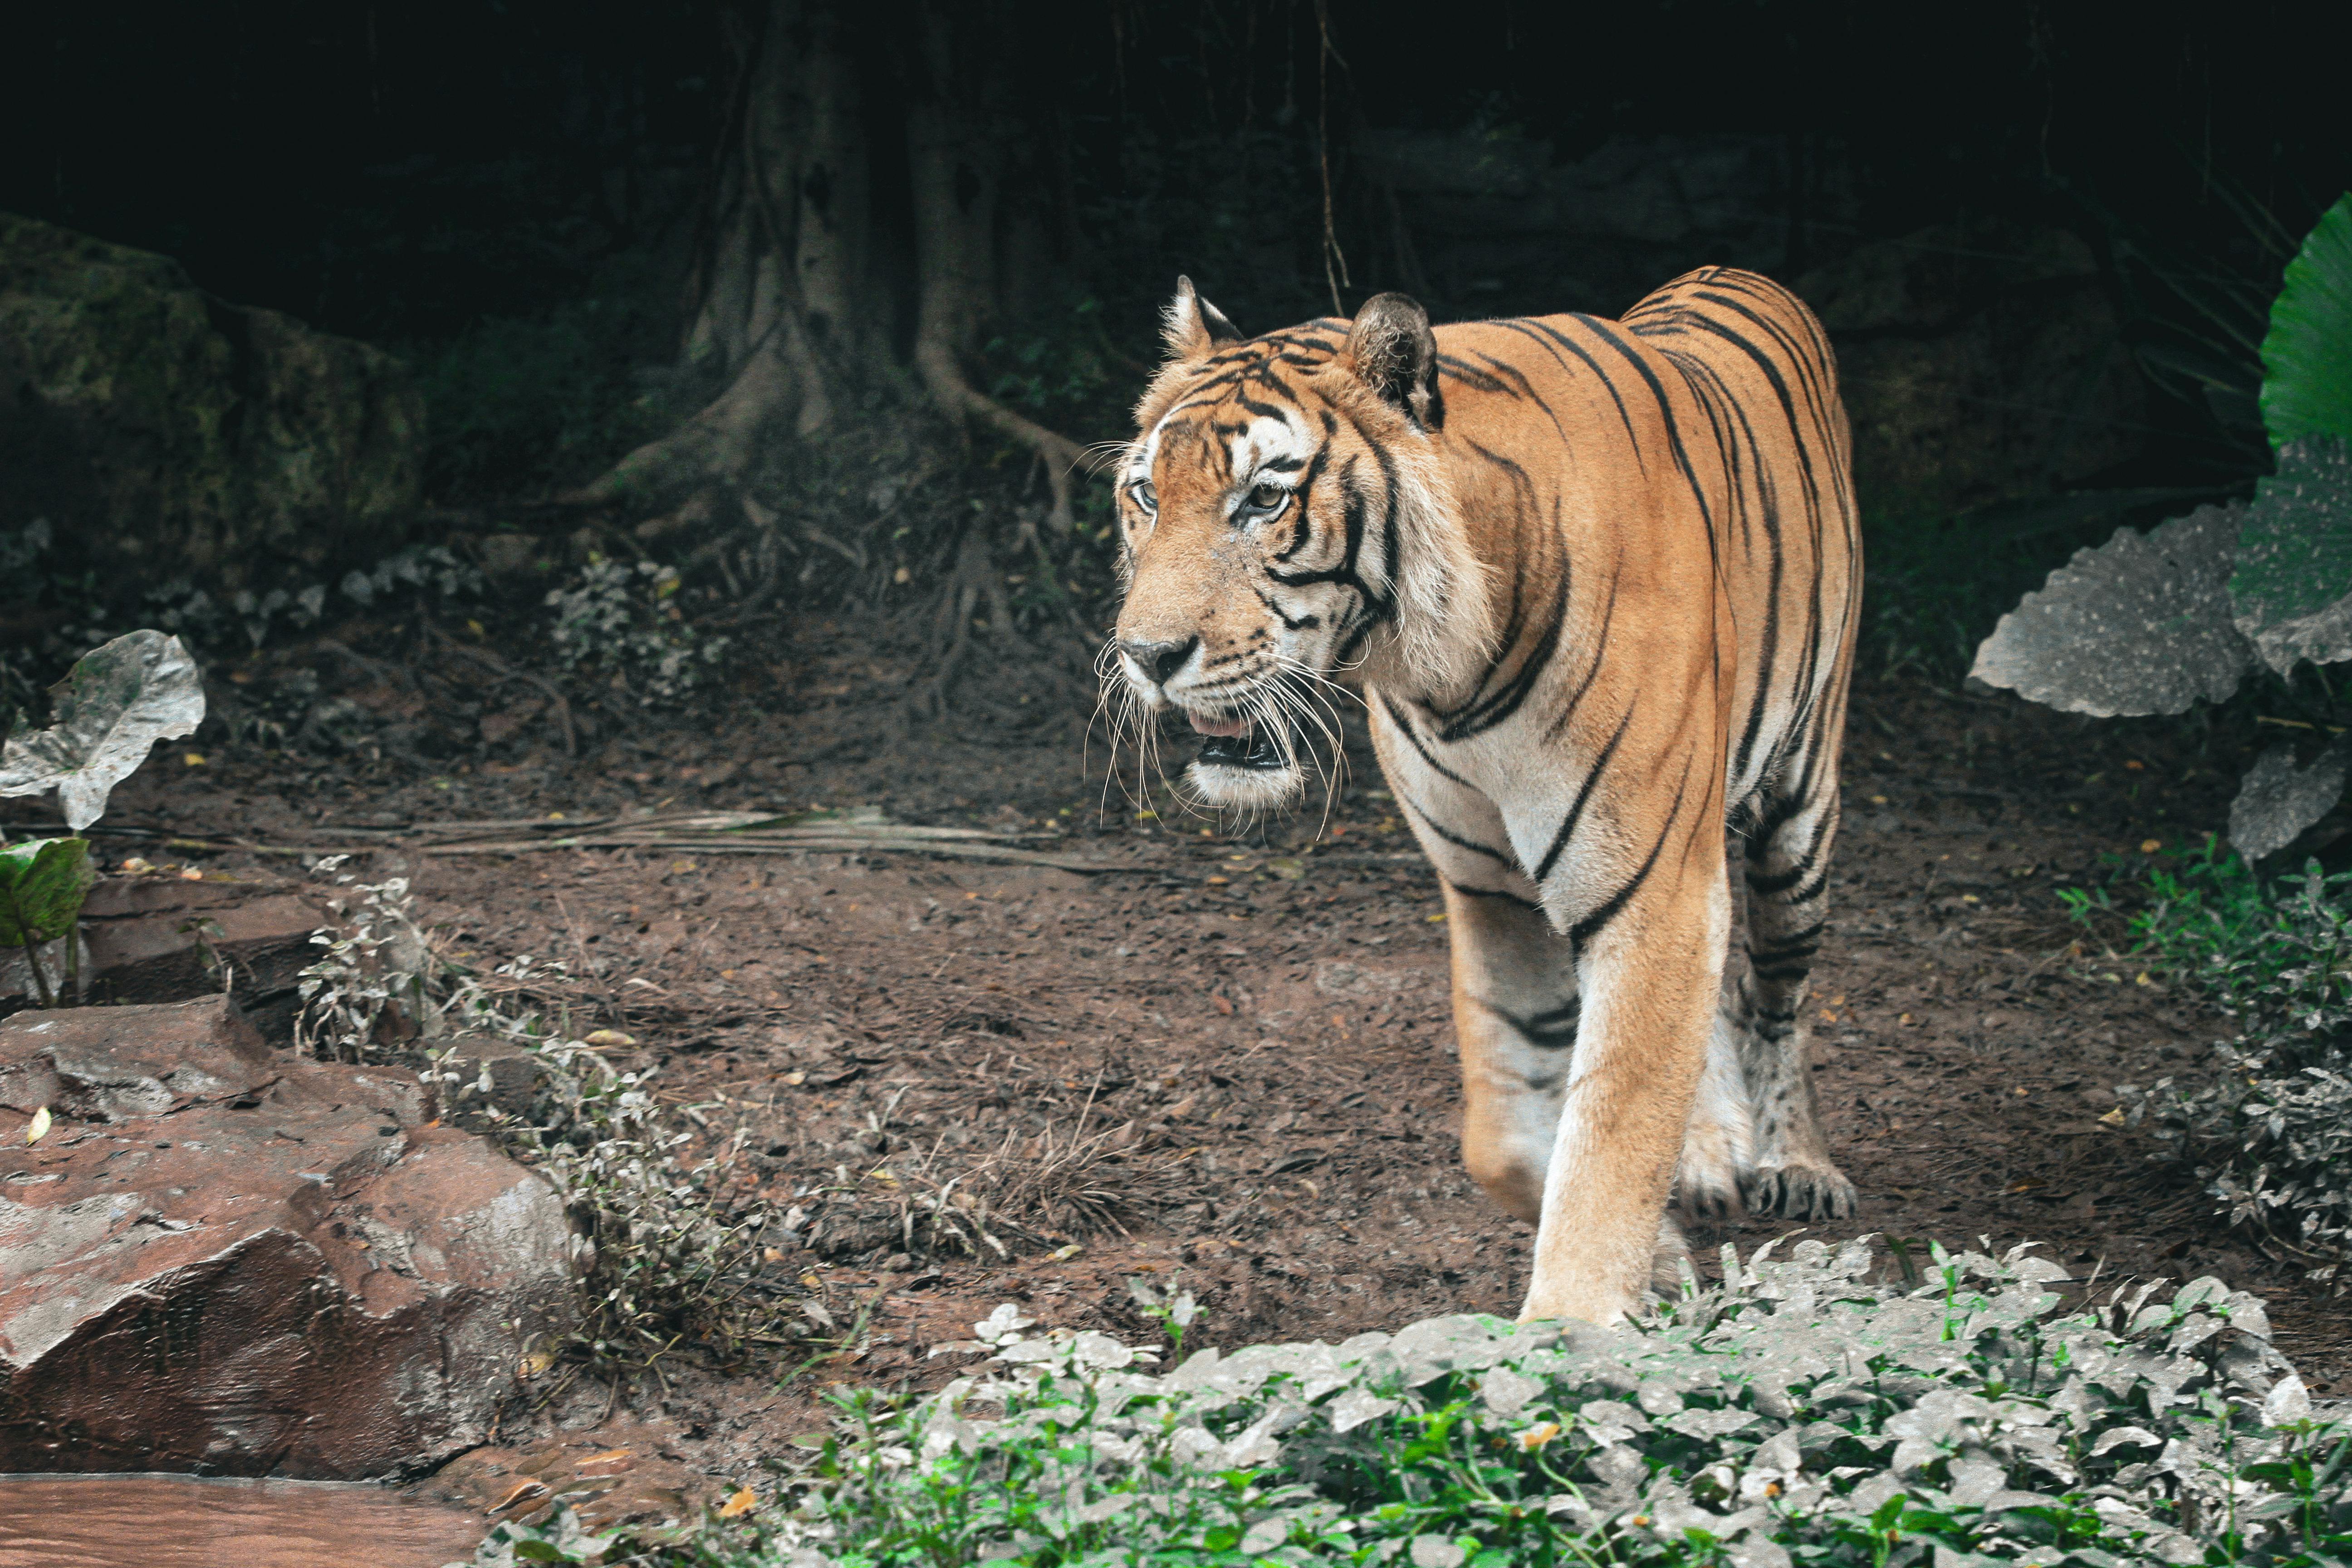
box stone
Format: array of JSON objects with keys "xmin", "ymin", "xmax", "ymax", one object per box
[
  {"xmin": 0, "ymin": 213, "xmax": 422, "ymax": 588},
  {"xmin": 0, "ymin": 870, "xmax": 333, "ymax": 1043},
  {"xmin": 1796, "ymin": 220, "xmax": 2146, "ymax": 516},
  {"xmin": 78, "ymin": 869, "xmax": 330, "ymax": 1009},
  {"xmin": 0, "ymin": 999, "xmax": 582, "ymax": 1479},
  {"xmin": 410, "ymin": 1417, "xmax": 706, "ymax": 1532}
]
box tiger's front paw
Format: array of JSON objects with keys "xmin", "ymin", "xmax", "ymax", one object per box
[{"xmin": 1740, "ymin": 1159, "xmax": 1857, "ymax": 1221}]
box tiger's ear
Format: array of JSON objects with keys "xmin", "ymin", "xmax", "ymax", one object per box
[
  {"xmin": 1343, "ymin": 292, "xmax": 1441, "ymax": 430},
  {"xmin": 1163, "ymin": 276, "xmax": 1243, "ymax": 361}
]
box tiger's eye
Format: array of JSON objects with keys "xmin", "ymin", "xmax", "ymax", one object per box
[
  {"xmin": 1249, "ymin": 481, "xmax": 1287, "ymax": 512},
  {"xmin": 1132, "ymin": 481, "xmax": 1158, "ymax": 514}
]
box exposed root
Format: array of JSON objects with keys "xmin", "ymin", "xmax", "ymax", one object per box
[
  {"xmin": 566, "ymin": 333, "xmax": 810, "ymax": 510},
  {"xmin": 907, "ymin": 530, "xmax": 1023, "ymax": 719},
  {"xmin": 914, "ymin": 336, "xmax": 1088, "ymax": 534}
]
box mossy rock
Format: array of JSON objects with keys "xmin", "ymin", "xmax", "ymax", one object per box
[{"xmin": 0, "ymin": 212, "xmax": 422, "ymax": 588}]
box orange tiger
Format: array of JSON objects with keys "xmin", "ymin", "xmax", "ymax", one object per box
[{"xmin": 1109, "ymin": 269, "xmax": 1861, "ymax": 1324}]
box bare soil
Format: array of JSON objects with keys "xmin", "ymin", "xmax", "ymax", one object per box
[{"xmin": 70, "ymin": 631, "xmax": 2352, "ymax": 1496}]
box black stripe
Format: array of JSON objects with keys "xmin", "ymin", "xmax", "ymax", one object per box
[{"xmin": 1533, "ymin": 706, "xmax": 1634, "ymax": 884}]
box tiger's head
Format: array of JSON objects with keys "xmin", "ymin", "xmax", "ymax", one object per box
[{"xmin": 1110, "ymin": 279, "xmax": 1494, "ymax": 809}]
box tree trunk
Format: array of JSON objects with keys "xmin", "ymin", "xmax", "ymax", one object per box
[
  {"xmin": 575, "ymin": 0, "xmax": 1087, "ymax": 529},
  {"xmin": 902, "ymin": 0, "xmax": 1084, "ymax": 532},
  {"xmin": 576, "ymin": 0, "xmax": 871, "ymax": 503}
]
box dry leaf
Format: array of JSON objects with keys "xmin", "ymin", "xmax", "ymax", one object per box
[
  {"xmin": 27, "ymin": 1106, "xmax": 52, "ymax": 1144},
  {"xmin": 719, "ymin": 1487, "xmax": 759, "ymax": 1519},
  {"xmin": 488, "ymin": 1479, "xmax": 549, "ymax": 1514},
  {"xmin": 583, "ymin": 1029, "xmax": 636, "ymax": 1047},
  {"xmin": 1049, "ymin": 1243, "xmax": 1085, "ymax": 1261},
  {"xmin": 517, "ymin": 1350, "xmax": 556, "ymax": 1378}
]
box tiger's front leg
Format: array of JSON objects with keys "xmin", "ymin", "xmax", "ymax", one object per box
[{"xmin": 1518, "ymin": 854, "xmax": 1729, "ymax": 1326}]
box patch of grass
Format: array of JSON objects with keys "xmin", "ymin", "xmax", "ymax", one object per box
[{"xmin": 457, "ymin": 1240, "xmax": 2348, "ymax": 1568}]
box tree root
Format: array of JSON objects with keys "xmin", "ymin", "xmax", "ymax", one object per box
[
  {"xmin": 908, "ymin": 532, "xmax": 1024, "ymax": 719},
  {"xmin": 914, "ymin": 338, "xmax": 1090, "ymax": 534},
  {"xmin": 564, "ymin": 335, "xmax": 805, "ymax": 510}
]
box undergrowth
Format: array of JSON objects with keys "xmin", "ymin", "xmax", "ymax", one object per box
[
  {"xmin": 296, "ymin": 867, "xmax": 793, "ymax": 1381},
  {"xmin": 452, "ymin": 1238, "xmax": 2352, "ymax": 1568},
  {"xmin": 2065, "ymin": 840, "xmax": 2352, "ymax": 1281}
]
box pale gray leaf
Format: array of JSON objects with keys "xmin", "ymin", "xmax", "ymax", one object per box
[
  {"xmin": 1410, "ymin": 1537, "xmax": 1465, "ymax": 1568},
  {"xmin": 0, "ymin": 632, "xmax": 206, "ymax": 830},
  {"xmin": 2262, "ymin": 1370, "xmax": 2312, "ymax": 1426},
  {"xmin": 2230, "ymin": 438, "xmax": 2352, "ymax": 673},
  {"xmin": 1970, "ymin": 501, "xmax": 2251, "ymax": 717},
  {"xmin": 2228, "ymin": 738, "xmax": 2352, "ymax": 861}
]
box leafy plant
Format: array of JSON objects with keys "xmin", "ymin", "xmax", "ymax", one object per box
[
  {"xmin": 298, "ymin": 869, "xmax": 790, "ymax": 1380},
  {"xmin": 0, "ymin": 836, "xmax": 94, "ymax": 1008},
  {"xmin": 546, "ymin": 556, "xmax": 732, "ymax": 709},
  {"xmin": 2062, "ymin": 839, "xmax": 2352, "ymax": 1281},
  {"xmin": 445, "ymin": 1239, "xmax": 2352, "ymax": 1568},
  {"xmin": 1973, "ymin": 192, "xmax": 2352, "ymax": 860},
  {"xmin": 0, "ymin": 632, "xmax": 205, "ymax": 1007},
  {"xmin": 0, "ymin": 630, "xmax": 206, "ymax": 830}
]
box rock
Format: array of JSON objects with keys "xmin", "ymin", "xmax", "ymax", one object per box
[
  {"xmin": 410, "ymin": 1417, "xmax": 706, "ymax": 1532},
  {"xmin": 435, "ymin": 1033, "xmax": 564, "ymax": 1128},
  {"xmin": 0, "ymin": 213, "xmax": 422, "ymax": 588},
  {"xmin": 1796, "ymin": 220, "xmax": 2146, "ymax": 515},
  {"xmin": 0, "ymin": 998, "xmax": 582, "ymax": 1479},
  {"xmin": 0, "ymin": 870, "xmax": 332, "ymax": 1044}
]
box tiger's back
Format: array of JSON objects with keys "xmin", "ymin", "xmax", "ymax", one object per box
[{"xmin": 1428, "ymin": 267, "xmax": 1860, "ymax": 827}]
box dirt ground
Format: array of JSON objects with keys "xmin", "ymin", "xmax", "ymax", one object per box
[{"xmin": 75, "ymin": 628, "xmax": 2352, "ymax": 1498}]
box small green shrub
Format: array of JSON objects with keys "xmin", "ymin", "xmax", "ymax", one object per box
[
  {"xmin": 546, "ymin": 556, "xmax": 732, "ymax": 709},
  {"xmin": 448, "ymin": 1239, "xmax": 2351, "ymax": 1568}
]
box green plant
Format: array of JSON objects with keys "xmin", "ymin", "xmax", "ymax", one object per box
[
  {"xmin": 1972, "ymin": 192, "xmax": 2352, "ymax": 862},
  {"xmin": 546, "ymin": 556, "xmax": 732, "ymax": 709},
  {"xmin": 297, "ymin": 869, "xmax": 789, "ymax": 1380},
  {"xmin": 0, "ymin": 630, "xmax": 207, "ymax": 830},
  {"xmin": 2061, "ymin": 837, "xmax": 2352, "ymax": 1279},
  {"xmin": 2058, "ymin": 834, "xmax": 2314, "ymax": 1009},
  {"xmin": 451, "ymin": 1239, "xmax": 2352, "ymax": 1568},
  {"xmin": 0, "ymin": 631, "xmax": 206, "ymax": 1007},
  {"xmin": 0, "ymin": 836, "xmax": 93, "ymax": 1008}
]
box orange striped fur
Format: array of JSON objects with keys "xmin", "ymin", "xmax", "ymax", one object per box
[{"xmin": 1111, "ymin": 269, "xmax": 1861, "ymax": 1323}]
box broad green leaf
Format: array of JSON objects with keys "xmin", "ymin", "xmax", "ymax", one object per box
[
  {"xmin": 2261, "ymin": 194, "xmax": 2352, "ymax": 448},
  {"xmin": 0, "ymin": 631, "xmax": 205, "ymax": 830},
  {"xmin": 2227, "ymin": 437, "xmax": 2352, "ymax": 673},
  {"xmin": 1968, "ymin": 500, "xmax": 2251, "ymax": 716},
  {"xmin": 0, "ymin": 836, "xmax": 96, "ymax": 946}
]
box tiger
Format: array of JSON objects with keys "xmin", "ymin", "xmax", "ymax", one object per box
[{"xmin": 1107, "ymin": 267, "xmax": 1862, "ymax": 1325}]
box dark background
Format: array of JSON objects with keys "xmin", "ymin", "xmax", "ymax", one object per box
[
  {"xmin": 7, "ymin": 2, "xmax": 2338, "ymax": 341},
  {"xmin": 2, "ymin": 0, "xmax": 2346, "ymax": 682}
]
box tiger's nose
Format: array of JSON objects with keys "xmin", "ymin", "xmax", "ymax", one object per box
[{"xmin": 1121, "ymin": 637, "xmax": 1198, "ymax": 687}]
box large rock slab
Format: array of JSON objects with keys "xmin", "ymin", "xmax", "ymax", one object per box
[
  {"xmin": 0, "ymin": 998, "xmax": 581, "ymax": 1479},
  {"xmin": 0, "ymin": 870, "xmax": 331, "ymax": 1043},
  {"xmin": 0, "ymin": 212, "xmax": 422, "ymax": 588}
]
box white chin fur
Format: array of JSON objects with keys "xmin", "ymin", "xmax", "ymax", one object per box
[{"xmin": 1186, "ymin": 758, "xmax": 1305, "ymax": 811}]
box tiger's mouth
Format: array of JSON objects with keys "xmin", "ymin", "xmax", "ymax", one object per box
[{"xmin": 1186, "ymin": 707, "xmax": 1291, "ymax": 772}]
